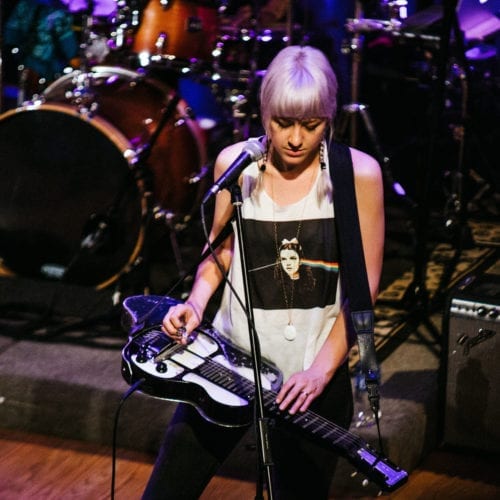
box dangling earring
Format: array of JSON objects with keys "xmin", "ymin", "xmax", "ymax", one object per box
[
  {"xmin": 320, "ymin": 141, "xmax": 326, "ymax": 170},
  {"xmin": 260, "ymin": 136, "xmax": 269, "ymax": 172}
]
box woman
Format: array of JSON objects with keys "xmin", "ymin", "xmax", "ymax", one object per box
[{"xmin": 145, "ymin": 45, "xmax": 385, "ymax": 499}]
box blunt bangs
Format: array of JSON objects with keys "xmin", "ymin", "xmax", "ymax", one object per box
[
  {"xmin": 268, "ymin": 75, "xmax": 330, "ymax": 121},
  {"xmin": 260, "ymin": 45, "xmax": 338, "ymax": 130}
]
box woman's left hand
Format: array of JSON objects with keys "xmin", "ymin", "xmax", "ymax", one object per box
[{"xmin": 275, "ymin": 367, "xmax": 330, "ymax": 414}]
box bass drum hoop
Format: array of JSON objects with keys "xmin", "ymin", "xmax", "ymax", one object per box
[
  {"xmin": 0, "ymin": 103, "xmax": 146, "ymax": 290},
  {"xmin": 44, "ymin": 65, "xmax": 208, "ymax": 221}
]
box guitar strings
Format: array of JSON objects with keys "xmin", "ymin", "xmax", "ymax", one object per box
[{"xmin": 196, "ymin": 354, "xmax": 365, "ymax": 449}]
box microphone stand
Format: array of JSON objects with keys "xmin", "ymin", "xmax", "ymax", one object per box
[{"xmin": 229, "ymin": 182, "xmax": 275, "ymax": 500}]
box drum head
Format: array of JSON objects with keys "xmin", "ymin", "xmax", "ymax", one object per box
[{"xmin": 0, "ymin": 105, "xmax": 144, "ymax": 288}]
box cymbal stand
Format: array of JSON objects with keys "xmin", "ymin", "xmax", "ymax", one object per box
[
  {"xmin": 336, "ymin": 2, "xmax": 412, "ymax": 205},
  {"xmin": 402, "ymin": 0, "xmax": 471, "ymax": 325},
  {"xmin": 423, "ymin": 2, "xmax": 475, "ymax": 303},
  {"xmin": 78, "ymin": 7, "xmax": 95, "ymax": 74}
]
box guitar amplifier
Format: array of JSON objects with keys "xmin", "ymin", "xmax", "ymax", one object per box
[{"xmin": 441, "ymin": 257, "xmax": 500, "ymax": 453}]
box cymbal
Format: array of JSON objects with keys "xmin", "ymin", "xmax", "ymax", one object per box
[
  {"xmin": 465, "ymin": 44, "xmax": 497, "ymax": 61},
  {"xmin": 345, "ymin": 17, "xmax": 402, "ymax": 33}
]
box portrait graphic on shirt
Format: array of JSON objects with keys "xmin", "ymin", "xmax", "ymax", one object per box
[{"xmin": 244, "ymin": 217, "xmax": 339, "ymax": 310}]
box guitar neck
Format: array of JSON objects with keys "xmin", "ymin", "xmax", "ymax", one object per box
[
  {"xmin": 263, "ymin": 391, "xmax": 407, "ymax": 491},
  {"xmin": 200, "ymin": 360, "xmax": 407, "ymax": 492}
]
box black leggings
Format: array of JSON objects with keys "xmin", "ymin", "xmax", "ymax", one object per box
[{"xmin": 142, "ymin": 362, "xmax": 353, "ymax": 500}]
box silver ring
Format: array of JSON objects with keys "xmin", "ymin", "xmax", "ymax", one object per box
[{"xmin": 302, "ymin": 391, "xmax": 309, "ymax": 397}]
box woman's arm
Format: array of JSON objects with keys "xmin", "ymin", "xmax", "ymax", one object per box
[{"xmin": 161, "ymin": 142, "xmax": 246, "ymax": 340}]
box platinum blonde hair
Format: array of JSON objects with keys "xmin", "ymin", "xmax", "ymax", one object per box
[
  {"xmin": 259, "ymin": 45, "xmax": 338, "ymax": 137},
  {"xmin": 254, "ymin": 46, "xmax": 337, "ymax": 204}
]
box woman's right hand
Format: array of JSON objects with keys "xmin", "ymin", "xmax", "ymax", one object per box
[{"xmin": 161, "ymin": 301, "xmax": 202, "ymax": 345}]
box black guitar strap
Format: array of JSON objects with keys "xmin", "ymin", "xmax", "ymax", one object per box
[{"xmin": 329, "ymin": 142, "xmax": 381, "ymax": 412}]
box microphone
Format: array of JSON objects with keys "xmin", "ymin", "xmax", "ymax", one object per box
[{"xmin": 202, "ymin": 139, "xmax": 265, "ymax": 204}]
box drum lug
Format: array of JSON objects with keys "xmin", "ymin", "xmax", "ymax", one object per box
[
  {"xmin": 154, "ymin": 33, "xmax": 168, "ymax": 55},
  {"xmin": 55, "ymin": 71, "xmax": 100, "ymax": 117},
  {"xmin": 153, "ymin": 206, "xmax": 175, "ymax": 222},
  {"xmin": 187, "ymin": 164, "xmax": 210, "ymax": 185}
]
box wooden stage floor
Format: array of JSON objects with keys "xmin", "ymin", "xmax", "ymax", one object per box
[{"xmin": 1, "ymin": 428, "xmax": 500, "ymax": 499}]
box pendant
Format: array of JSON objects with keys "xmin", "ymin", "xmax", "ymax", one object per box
[{"xmin": 284, "ymin": 324, "xmax": 297, "ymax": 341}]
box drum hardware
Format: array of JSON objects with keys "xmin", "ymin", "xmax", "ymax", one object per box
[
  {"xmin": 401, "ymin": 0, "xmax": 479, "ymax": 311},
  {"xmin": 134, "ymin": 90, "xmax": 181, "ymax": 161},
  {"xmin": 64, "ymin": 175, "xmax": 144, "ymax": 289},
  {"xmin": 211, "ymin": 27, "xmax": 255, "ymax": 83},
  {"xmin": 131, "ymin": 0, "xmax": 219, "ymax": 72},
  {"xmin": 111, "ymin": 0, "xmax": 140, "ymax": 50},
  {"xmin": 345, "ymin": 17, "xmax": 401, "ymax": 34},
  {"xmin": 118, "ymin": 87, "xmax": 206, "ymax": 282},
  {"xmin": 339, "ymin": 1, "xmax": 412, "ymax": 204},
  {"xmin": 381, "ymin": 0, "xmax": 408, "ymax": 23},
  {"xmin": 389, "ymin": 29, "xmax": 441, "ymax": 51},
  {"xmin": 218, "ymin": 0, "xmax": 229, "ymax": 15},
  {"xmin": 210, "ymin": 19, "xmax": 303, "ymax": 141},
  {"xmin": 204, "ymin": 80, "xmax": 259, "ymax": 142},
  {"xmin": 152, "ymin": 205, "xmax": 189, "ymax": 281},
  {"xmin": 465, "ymin": 44, "xmax": 497, "ymax": 62},
  {"xmin": 65, "ymin": 71, "xmax": 100, "ymax": 115},
  {"xmin": 154, "ymin": 31, "xmax": 167, "ymax": 54},
  {"xmin": 70, "ymin": 0, "xmax": 137, "ymax": 69},
  {"xmin": 17, "ymin": 68, "xmax": 34, "ymax": 107},
  {"xmin": 4, "ymin": 63, "xmax": 41, "ymax": 108},
  {"xmin": 43, "ymin": 66, "xmax": 133, "ymax": 116},
  {"xmin": 77, "ymin": 8, "xmax": 100, "ymax": 71}
]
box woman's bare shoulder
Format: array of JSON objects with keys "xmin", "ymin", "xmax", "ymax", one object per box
[
  {"xmin": 217, "ymin": 141, "xmax": 248, "ymax": 164},
  {"xmin": 349, "ymin": 146, "xmax": 382, "ymax": 183}
]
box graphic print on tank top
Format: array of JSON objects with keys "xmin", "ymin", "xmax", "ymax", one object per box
[{"xmin": 243, "ymin": 217, "xmax": 339, "ymax": 311}]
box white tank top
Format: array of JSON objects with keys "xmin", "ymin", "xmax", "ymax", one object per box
[{"xmin": 213, "ymin": 154, "xmax": 341, "ymax": 381}]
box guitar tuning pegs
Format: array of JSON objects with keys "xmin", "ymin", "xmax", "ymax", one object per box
[
  {"xmin": 350, "ymin": 471, "xmax": 358, "ymax": 478},
  {"xmin": 362, "ymin": 479, "xmax": 369, "ymax": 487}
]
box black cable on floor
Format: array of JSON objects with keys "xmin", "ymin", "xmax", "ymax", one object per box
[{"xmin": 111, "ymin": 378, "xmax": 145, "ymax": 500}]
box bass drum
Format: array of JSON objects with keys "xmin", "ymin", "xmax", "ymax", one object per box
[
  {"xmin": 0, "ymin": 67, "xmax": 207, "ymax": 289},
  {"xmin": 0, "ymin": 102, "xmax": 145, "ymax": 289}
]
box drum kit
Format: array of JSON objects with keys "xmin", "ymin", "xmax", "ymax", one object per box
[
  {"xmin": 0, "ymin": 0, "xmax": 306, "ymax": 292},
  {"xmin": 1, "ymin": 0, "xmax": 496, "ymax": 293}
]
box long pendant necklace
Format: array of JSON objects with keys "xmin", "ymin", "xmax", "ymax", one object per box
[
  {"xmin": 271, "ymin": 165, "xmax": 317, "ymax": 341},
  {"xmin": 274, "ymin": 221, "xmax": 302, "ymax": 341}
]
